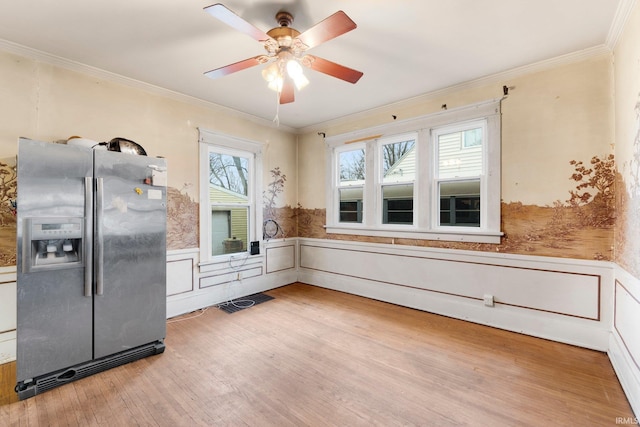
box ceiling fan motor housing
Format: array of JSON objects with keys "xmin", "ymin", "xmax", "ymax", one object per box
[
  {"xmin": 267, "ymin": 26, "xmax": 301, "ymax": 50},
  {"xmin": 275, "ymin": 11, "xmax": 293, "ymax": 27}
]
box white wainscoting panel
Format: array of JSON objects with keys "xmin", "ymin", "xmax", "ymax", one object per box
[
  {"xmin": 166, "ymin": 243, "xmax": 298, "ymax": 319},
  {"xmin": 0, "ymin": 267, "xmax": 17, "ymax": 364},
  {"xmin": 167, "ymin": 249, "xmax": 198, "ymax": 296},
  {"xmin": 266, "ymin": 239, "xmax": 296, "ymax": 274},
  {"xmin": 610, "ymin": 266, "xmax": 640, "ymax": 416},
  {"xmin": 298, "ymin": 238, "xmax": 612, "ymax": 351},
  {"xmin": 200, "ymin": 266, "xmax": 264, "ymax": 288},
  {"xmin": 0, "ymin": 330, "xmax": 16, "ymax": 365}
]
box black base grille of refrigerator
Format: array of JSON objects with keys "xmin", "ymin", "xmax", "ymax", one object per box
[
  {"xmin": 217, "ymin": 293, "xmax": 274, "ymax": 314},
  {"xmin": 15, "ymin": 341, "xmax": 165, "ymax": 400}
]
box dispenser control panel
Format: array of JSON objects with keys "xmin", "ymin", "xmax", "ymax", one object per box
[
  {"xmin": 31, "ymin": 221, "xmax": 82, "ymax": 240},
  {"xmin": 23, "ymin": 217, "xmax": 84, "ymax": 272}
]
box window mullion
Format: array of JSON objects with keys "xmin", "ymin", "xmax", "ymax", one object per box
[
  {"xmin": 417, "ymin": 128, "xmax": 430, "ymax": 230},
  {"xmin": 364, "ymin": 140, "xmax": 377, "ymax": 226}
]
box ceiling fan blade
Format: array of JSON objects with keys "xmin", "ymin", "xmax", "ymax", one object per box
[
  {"xmin": 204, "ymin": 56, "xmax": 265, "ymax": 79},
  {"xmin": 204, "ymin": 3, "xmax": 271, "ymax": 42},
  {"xmin": 280, "ymin": 77, "xmax": 295, "ymax": 104},
  {"xmin": 303, "ymin": 55, "xmax": 363, "ymax": 84},
  {"xmin": 296, "ymin": 11, "xmax": 357, "ymax": 49}
]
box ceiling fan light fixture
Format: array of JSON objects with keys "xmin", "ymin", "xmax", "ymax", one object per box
[
  {"xmin": 286, "ymin": 58, "xmax": 303, "ymax": 77},
  {"xmin": 267, "ymin": 76, "xmax": 284, "ymax": 92},
  {"xmin": 286, "ymin": 59, "xmax": 309, "ymax": 90},
  {"xmin": 293, "ymin": 72, "xmax": 309, "ymax": 90},
  {"xmin": 261, "ymin": 62, "xmax": 280, "ymax": 83}
]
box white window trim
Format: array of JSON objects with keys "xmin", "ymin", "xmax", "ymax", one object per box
[
  {"xmin": 433, "ymin": 119, "xmax": 487, "ymax": 230},
  {"xmin": 198, "ymin": 128, "xmax": 263, "ymax": 265},
  {"xmin": 325, "ymin": 99, "xmax": 502, "ymax": 244}
]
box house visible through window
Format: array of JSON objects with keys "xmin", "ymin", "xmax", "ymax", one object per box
[
  {"xmin": 199, "ymin": 129, "xmax": 262, "ymax": 263},
  {"xmin": 436, "ymin": 123, "xmax": 484, "ymax": 227},
  {"xmin": 381, "ymin": 137, "xmax": 416, "ymax": 225},
  {"xmin": 208, "ymin": 151, "xmax": 250, "ymax": 256},
  {"xmin": 325, "ymin": 99, "xmax": 502, "ymax": 244},
  {"xmin": 338, "ymin": 146, "xmax": 365, "ymax": 223}
]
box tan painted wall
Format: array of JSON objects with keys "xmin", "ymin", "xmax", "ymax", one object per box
[
  {"xmin": 297, "ymin": 55, "xmax": 615, "ymax": 260},
  {"xmin": 0, "ymin": 49, "xmax": 297, "ymax": 255},
  {"xmin": 614, "ymin": 1, "xmax": 640, "ymax": 278},
  {"xmin": 299, "ymin": 55, "xmax": 614, "ymax": 207}
]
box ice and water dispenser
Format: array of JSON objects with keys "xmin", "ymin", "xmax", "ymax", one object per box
[{"xmin": 22, "ymin": 217, "xmax": 83, "ymax": 271}]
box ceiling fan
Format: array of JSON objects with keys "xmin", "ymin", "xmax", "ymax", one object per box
[{"xmin": 203, "ymin": 3, "xmax": 364, "ymax": 104}]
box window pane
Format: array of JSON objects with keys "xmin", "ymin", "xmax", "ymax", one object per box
[
  {"xmin": 382, "ymin": 139, "xmax": 416, "ymax": 183},
  {"xmin": 438, "ymin": 128, "xmax": 482, "ymax": 179},
  {"xmin": 339, "ymin": 187, "xmax": 363, "ymax": 223},
  {"xmin": 209, "ymin": 152, "xmax": 249, "ymax": 198},
  {"xmin": 439, "ymin": 180, "xmax": 480, "ymax": 227},
  {"xmin": 382, "ymin": 184, "xmax": 413, "ymax": 224},
  {"xmin": 211, "ymin": 207, "xmax": 248, "ymax": 256},
  {"xmin": 339, "ymin": 149, "xmax": 365, "ymax": 184},
  {"xmin": 463, "ymin": 128, "xmax": 482, "ymax": 148},
  {"xmin": 208, "ymin": 150, "xmax": 251, "ymax": 257}
]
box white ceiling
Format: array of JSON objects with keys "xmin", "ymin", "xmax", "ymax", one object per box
[{"xmin": 0, "ymin": 0, "xmax": 626, "ymax": 130}]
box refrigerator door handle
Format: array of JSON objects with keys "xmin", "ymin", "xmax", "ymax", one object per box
[
  {"xmin": 84, "ymin": 177, "xmax": 93, "ymax": 297},
  {"xmin": 95, "ymin": 177, "xmax": 104, "ymax": 296}
]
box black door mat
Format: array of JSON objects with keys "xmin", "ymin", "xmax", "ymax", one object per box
[{"xmin": 217, "ymin": 293, "xmax": 274, "ymax": 314}]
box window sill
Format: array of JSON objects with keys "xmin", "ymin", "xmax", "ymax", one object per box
[{"xmin": 325, "ymin": 225, "xmax": 503, "ymax": 244}]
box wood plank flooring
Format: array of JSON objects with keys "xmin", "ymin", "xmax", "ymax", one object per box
[{"xmin": 0, "ymin": 283, "xmax": 634, "ymax": 426}]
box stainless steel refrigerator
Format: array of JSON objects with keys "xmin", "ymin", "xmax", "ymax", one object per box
[{"xmin": 15, "ymin": 138, "xmax": 167, "ymax": 399}]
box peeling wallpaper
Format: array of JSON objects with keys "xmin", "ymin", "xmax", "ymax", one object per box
[{"xmin": 0, "ymin": 38, "xmax": 633, "ymax": 268}]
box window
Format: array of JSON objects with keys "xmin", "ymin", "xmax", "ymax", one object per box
[
  {"xmin": 380, "ymin": 136, "xmax": 416, "ymax": 225},
  {"xmin": 337, "ymin": 146, "xmax": 365, "ymax": 224},
  {"xmin": 199, "ymin": 129, "xmax": 262, "ymax": 263},
  {"xmin": 208, "ymin": 150, "xmax": 250, "ymax": 256},
  {"xmin": 325, "ymin": 99, "xmax": 502, "ymax": 244},
  {"xmin": 435, "ymin": 122, "xmax": 484, "ymax": 228}
]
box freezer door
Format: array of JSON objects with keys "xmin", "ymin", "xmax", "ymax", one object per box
[
  {"xmin": 16, "ymin": 139, "xmax": 94, "ymax": 382},
  {"xmin": 93, "ymin": 150, "xmax": 167, "ymax": 358}
]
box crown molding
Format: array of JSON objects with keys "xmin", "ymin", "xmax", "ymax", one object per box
[
  {"xmin": 299, "ymin": 45, "xmax": 612, "ymax": 135},
  {"xmin": 606, "ymin": 0, "xmax": 638, "ymax": 49},
  {"xmin": 0, "ymin": 32, "xmax": 618, "ymax": 137},
  {"xmin": 0, "ymin": 38, "xmax": 295, "ymax": 134}
]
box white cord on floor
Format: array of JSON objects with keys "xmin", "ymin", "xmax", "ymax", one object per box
[
  {"xmin": 217, "ymin": 261, "xmax": 255, "ymax": 310},
  {"xmin": 167, "ymin": 306, "xmax": 210, "ymax": 323}
]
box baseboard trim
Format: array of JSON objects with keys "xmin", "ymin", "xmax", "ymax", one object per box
[
  {"xmin": 609, "ymin": 332, "xmax": 640, "ymax": 417},
  {"xmin": 167, "ymin": 269, "xmax": 297, "ymax": 318},
  {"xmin": 299, "ymin": 268, "xmax": 610, "ymax": 351}
]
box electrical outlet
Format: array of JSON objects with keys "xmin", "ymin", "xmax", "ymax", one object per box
[{"xmin": 483, "ymin": 294, "xmax": 494, "ymax": 307}]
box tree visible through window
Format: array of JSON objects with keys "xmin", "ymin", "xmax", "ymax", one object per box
[
  {"xmin": 209, "ymin": 151, "xmax": 251, "ymax": 256},
  {"xmin": 338, "ymin": 147, "xmax": 365, "ymax": 223},
  {"xmin": 326, "ymin": 99, "xmax": 501, "ymax": 243},
  {"xmin": 209, "ymin": 152, "xmax": 248, "ymax": 196}
]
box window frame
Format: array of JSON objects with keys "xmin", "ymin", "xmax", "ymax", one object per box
[
  {"xmin": 325, "ymin": 99, "xmax": 502, "ymax": 244},
  {"xmin": 433, "ymin": 119, "xmax": 487, "ymax": 230},
  {"xmin": 335, "ymin": 143, "xmax": 366, "ymax": 226},
  {"xmin": 378, "ymin": 132, "xmax": 418, "ymax": 228},
  {"xmin": 199, "ymin": 129, "xmax": 263, "ymax": 265}
]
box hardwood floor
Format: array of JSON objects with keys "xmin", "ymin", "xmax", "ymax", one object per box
[{"xmin": 0, "ymin": 283, "xmax": 633, "ymax": 426}]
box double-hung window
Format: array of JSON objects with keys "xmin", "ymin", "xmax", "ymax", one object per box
[
  {"xmin": 337, "ymin": 145, "xmax": 366, "ymax": 223},
  {"xmin": 199, "ymin": 129, "xmax": 262, "ymax": 263},
  {"xmin": 326, "ymin": 99, "xmax": 502, "ymax": 244},
  {"xmin": 380, "ymin": 134, "xmax": 416, "ymax": 225},
  {"xmin": 435, "ymin": 121, "xmax": 484, "ymax": 228}
]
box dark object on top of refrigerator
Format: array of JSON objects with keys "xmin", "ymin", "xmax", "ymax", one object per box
[
  {"xmin": 106, "ymin": 137, "xmax": 147, "ymax": 155},
  {"xmin": 15, "ymin": 138, "xmax": 167, "ymax": 399}
]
